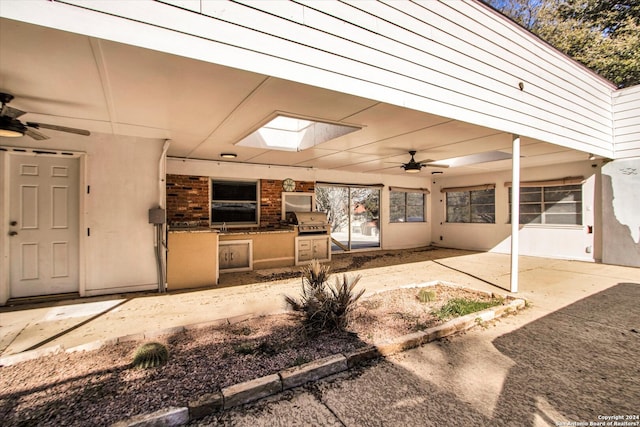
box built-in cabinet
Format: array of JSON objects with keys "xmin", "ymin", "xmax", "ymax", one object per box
[
  {"xmin": 218, "ymin": 240, "xmax": 252, "ymax": 272},
  {"xmin": 295, "ymin": 235, "xmax": 331, "ymax": 265}
]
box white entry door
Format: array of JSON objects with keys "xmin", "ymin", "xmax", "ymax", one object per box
[{"xmin": 9, "ymin": 154, "xmax": 80, "ymax": 298}]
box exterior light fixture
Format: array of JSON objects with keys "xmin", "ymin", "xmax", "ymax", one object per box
[
  {"xmin": 588, "ymin": 153, "xmax": 596, "ymax": 160},
  {"xmin": 220, "ymin": 153, "xmax": 237, "ymax": 159}
]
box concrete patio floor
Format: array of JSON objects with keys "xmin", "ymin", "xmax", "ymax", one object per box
[{"xmin": 0, "ymin": 248, "xmax": 637, "ymax": 358}]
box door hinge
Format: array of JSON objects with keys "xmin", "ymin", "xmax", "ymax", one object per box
[
  {"xmin": 87, "ymin": 185, "xmax": 90, "ymax": 194},
  {"xmin": 87, "ymin": 228, "xmax": 90, "ymax": 237}
]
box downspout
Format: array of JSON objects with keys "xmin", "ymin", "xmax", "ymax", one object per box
[
  {"xmin": 510, "ymin": 134, "xmax": 520, "ymax": 293},
  {"xmin": 155, "ymin": 139, "xmax": 171, "ymax": 293}
]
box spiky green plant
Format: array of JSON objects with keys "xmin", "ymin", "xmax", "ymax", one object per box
[
  {"xmin": 416, "ymin": 289, "xmax": 436, "ymax": 303},
  {"xmin": 285, "ymin": 260, "xmax": 365, "ymax": 334},
  {"xmin": 132, "ymin": 342, "xmax": 169, "ymax": 369},
  {"xmin": 302, "ymin": 259, "xmax": 331, "ymax": 290}
]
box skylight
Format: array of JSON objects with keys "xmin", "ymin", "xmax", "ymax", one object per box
[{"xmin": 236, "ymin": 115, "xmax": 361, "ymax": 152}]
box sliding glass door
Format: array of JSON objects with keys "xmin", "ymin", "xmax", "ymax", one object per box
[{"xmin": 316, "ymin": 185, "xmax": 380, "ymax": 251}]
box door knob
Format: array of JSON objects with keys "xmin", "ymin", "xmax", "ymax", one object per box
[{"xmin": 9, "ymin": 231, "xmax": 18, "ymax": 236}]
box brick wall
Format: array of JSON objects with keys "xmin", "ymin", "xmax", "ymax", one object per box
[
  {"xmin": 166, "ymin": 174, "xmax": 314, "ymax": 228},
  {"xmin": 166, "ymin": 175, "xmax": 210, "ymax": 227}
]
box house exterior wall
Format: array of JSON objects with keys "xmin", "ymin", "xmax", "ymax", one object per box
[
  {"xmin": 166, "ymin": 158, "xmax": 432, "ymax": 250},
  {"xmin": 431, "ymin": 161, "xmax": 599, "ymax": 262},
  {"xmin": 613, "ymin": 85, "xmax": 640, "ymax": 159},
  {"xmin": 1, "ymin": 0, "xmax": 617, "ymax": 158},
  {"xmin": 601, "ymin": 158, "xmax": 640, "ymax": 267},
  {"xmin": 0, "ymin": 134, "xmax": 163, "ymax": 304}
]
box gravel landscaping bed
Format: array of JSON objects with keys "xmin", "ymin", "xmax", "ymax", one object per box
[{"xmin": 0, "ymin": 283, "xmax": 506, "ymax": 426}]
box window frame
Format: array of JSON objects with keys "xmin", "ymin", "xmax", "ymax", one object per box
[
  {"xmin": 389, "ymin": 189, "xmax": 426, "ymax": 223},
  {"xmin": 210, "ymin": 178, "xmax": 260, "ymax": 227},
  {"xmin": 443, "ymin": 185, "xmax": 496, "ymax": 224},
  {"xmin": 508, "ymin": 183, "xmax": 583, "ymax": 226}
]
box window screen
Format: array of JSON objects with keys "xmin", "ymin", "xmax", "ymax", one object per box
[
  {"xmin": 390, "ymin": 191, "xmax": 425, "ymax": 223},
  {"xmin": 446, "ymin": 189, "xmax": 495, "ymax": 223}
]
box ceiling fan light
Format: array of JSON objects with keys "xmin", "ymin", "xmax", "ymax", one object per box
[
  {"xmin": 404, "ymin": 166, "xmax": 421, "ymax": 173},
  {"xmin": 0, "ymin": 128, "xmax": 23, "ymax": 138},
  {"xmin": 0, "ymin": 122, "xmax": 25, "ymax": 138}
]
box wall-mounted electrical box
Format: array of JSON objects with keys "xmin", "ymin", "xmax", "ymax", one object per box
[{"xmin": 149, "ymin": 208, "xmax": 166, "ymax": 224}]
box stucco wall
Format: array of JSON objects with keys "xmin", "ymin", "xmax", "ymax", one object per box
[
  {"xmin": 602, "ymin": 158, "xmax": 640, "ymax": 267},
  {"xmin": 0, "ymin": 133, "xmax": 164, "ymax": 302},
  {"xmin": 83, "ymin": 134, "xmax": 163, "ymax": 294}
]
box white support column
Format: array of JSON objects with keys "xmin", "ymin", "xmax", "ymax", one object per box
[{"xmin": 510, "ymin": 134, "xmax": 520, "ymax": 293}]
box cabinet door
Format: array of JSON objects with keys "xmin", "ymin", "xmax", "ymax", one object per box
[
  {"xmin": 227, "ymin": 244, "xmax": 250, "ymax": 269},
  {"xmin": 312, "ymin": 237, "xmax": 329, "ymax": 260},
  {"xmin": 219, "ymin": 242, "xmax": 251, "ymax": 270}
]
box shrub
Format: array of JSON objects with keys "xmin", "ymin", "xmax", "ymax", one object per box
[
  {"xmin": 285, "ymin": 260, "xmax": 365, "ymax": 335},
  {"xmin": 132, "ymin": 342, "xmax": 169, "ymax": 369},
  {"xmin": 233, "ymin": 342, "xmax": 255, "ymax": 355}
]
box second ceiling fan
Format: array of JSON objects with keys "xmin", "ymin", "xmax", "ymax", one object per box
[{"xmin": 401, "ymin": 150, "xmax": 447, "ymax": 173}]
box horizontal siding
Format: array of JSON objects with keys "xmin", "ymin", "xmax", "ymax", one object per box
[
  {"xmin": 613, "ymin": 85, "xmax": 640, "ymax": 158},
  {"xmin": 230, "ymin": 0, "xmax": 614, "ymax": 151},
  {"xmin": 4, "ymin": 0, "xmax": 616, "ymax": 155},
  {"xmin": 425, "ymin": 1, "xmax": 613, "ymax": 142}
]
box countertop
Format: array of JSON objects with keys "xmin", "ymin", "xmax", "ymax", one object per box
[{"xmin": 168, "ymin": 226, "xmax": 296, "ymax": 234}]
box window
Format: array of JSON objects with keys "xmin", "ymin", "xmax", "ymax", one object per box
[
  {"xmin": 445, "ymin": 188, "xmax": 495, "ymax": 223},
  {"xmin": 211, "ymin": 179, "xmax": 258, "ymax": 225},
  {"xmin": 509, "ymin": 184, "xmax": 582, "ymax": 225},
  {"xmin": 390, "ymin": 191, "xmax": 425, "ymax": 222}
]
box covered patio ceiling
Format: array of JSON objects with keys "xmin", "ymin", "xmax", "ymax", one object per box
[{"xmin": 0, "ymin": 18, "xmax": 590, "ymax": 177}]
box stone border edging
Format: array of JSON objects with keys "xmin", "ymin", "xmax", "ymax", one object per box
[{"xmin": 110, "ymin": 296, "xmax": 526, "ymax": 427}]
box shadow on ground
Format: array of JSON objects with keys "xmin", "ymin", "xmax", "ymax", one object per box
[{"xmin": 491, "ymin": 282, "xmax": 640, "ymax": 425}]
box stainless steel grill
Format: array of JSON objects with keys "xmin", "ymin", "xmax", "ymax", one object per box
[{"xmin": 287, "ymin": 211, "xmax": 329, "ymax": 234}]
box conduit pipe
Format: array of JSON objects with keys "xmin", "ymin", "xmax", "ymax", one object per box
[{"xmin": 154, "ymin": 139, "xmax": 171, "ymax": 293}]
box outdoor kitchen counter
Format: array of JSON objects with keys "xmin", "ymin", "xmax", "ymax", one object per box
[
  {"xmin": 167, "ymin": 229, "xmax": 219, "ymax": 290},
  {"xmin": 218, "ymin": 227, "xmax": 297, "ymax": 270}
]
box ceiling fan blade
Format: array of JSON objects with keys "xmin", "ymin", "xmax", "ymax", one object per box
[
  {"xmin": 25, "ymin": 127, "xmax": 50, "ymax": 141},
  {"xmin": 26, "ymin": 122, "xmax": 90, "ymax": 136},
  {"xmin": 415, "ymin": 159, "xmax": 435, "ymax": 164},
  {"xmin": 1, "ymin": 105, "xmax": 26, "ymax": 119},
  {"xmin": 425, "ymin": 163, "xmax": 450, "ymax": 168}
]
